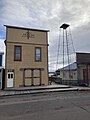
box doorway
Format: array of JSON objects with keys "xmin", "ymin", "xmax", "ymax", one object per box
[
  {"xmin": 20, "ymin": 68, "xmax": 44, "ymax": 86},
  {"xmin": 7, "ymin": 72, "xmax": 14, "ymax": 87},
  {"xmin": 83, "ymin": 69, "xmax": 89, "ymax": 85}
]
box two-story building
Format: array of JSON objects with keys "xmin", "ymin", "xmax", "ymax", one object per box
[{"xmin": 4, "ymin": 25, "xmax": 49, "ymax": 88}]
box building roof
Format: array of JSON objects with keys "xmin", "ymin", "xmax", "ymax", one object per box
[
  {"xmin": 4, "ymin": 25, "xmax": 50, "ymax": 32},
  {"xmin": 58, "ymin": 62, "xmax": 77, "ymax": 71}
]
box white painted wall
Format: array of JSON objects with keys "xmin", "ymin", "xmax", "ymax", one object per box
[{"xmin": 60, "ymin": 70, "xmax": 77, "ymax": 80}]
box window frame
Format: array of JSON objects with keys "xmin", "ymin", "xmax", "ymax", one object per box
[
  {"xmin": 14, "ymin": 45, "xmax": 22, "ymax": 61},
  {"xmin": 35, "ymin": 47, "xmax": 41, "ymax": 62}
]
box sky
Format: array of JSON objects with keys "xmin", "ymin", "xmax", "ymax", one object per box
[{"xmin": 0, "ymin": 0, "xmax": 90, "ymax": 71}]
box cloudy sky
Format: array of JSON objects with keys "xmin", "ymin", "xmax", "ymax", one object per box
[{"xmin": 0, "ymin": 0, "xmax": 90, "ymax": 71}]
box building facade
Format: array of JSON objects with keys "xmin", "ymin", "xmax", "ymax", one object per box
[
  {"xmin": 60, "ymin": 62, "xmax": 77, "ymax": 81},
  {"xmin": 76, "ymin": 53, "xmax": 90, "ymax": 86},
  {"xmin": 5, "ymin": 25, "xmax": 49, "ymax": 88},
  {"xmin": 57, "ymin": 62, "xmax": 77, "ymax": 85}
]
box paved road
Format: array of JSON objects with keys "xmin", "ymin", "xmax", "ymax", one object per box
[{"xmin": 0, "ymin": 91, "xmax": 90, "ymax": 120}]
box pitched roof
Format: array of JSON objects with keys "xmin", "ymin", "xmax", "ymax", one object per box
[{"xmin": 58, "ymin": 62, "xmax": 77, "ymax": 71}]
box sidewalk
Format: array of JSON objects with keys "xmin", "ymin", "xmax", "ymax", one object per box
[{"xmin": 0, "ymin": 85, "xmax": 90, "ymax": 97}]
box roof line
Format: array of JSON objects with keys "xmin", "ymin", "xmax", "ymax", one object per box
[
  {"xmin": 4, "ymin": 25, "xmax": 50, "ymax": 32},
  {"xmin": 76, "ymin": 52, "xmax": 90, "ymax": 54}
]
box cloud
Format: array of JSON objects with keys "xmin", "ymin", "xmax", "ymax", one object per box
[{"xmin": 0, "ymin": 0, "xmax": 90, "ymax": 71}]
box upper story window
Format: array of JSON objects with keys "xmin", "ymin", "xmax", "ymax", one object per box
[
  {"xmin": 14, "ymin": 46, "xmax": 22, "ymax": 61},
  {"xmin": 35, "ymin": 47, "xmax": 41, "ymax": 62}
]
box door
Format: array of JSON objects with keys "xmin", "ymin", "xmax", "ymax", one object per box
[
  {"xmin": 83, "ymin": 69, "xmax": 89, "ymax": 85},
  {"xmin": 33, "ymin": 70, "xmax": 40, "ymax": 86},
  {"xmin": 7, "ymin": 72, "xmax": 14, "ymax": 87}
]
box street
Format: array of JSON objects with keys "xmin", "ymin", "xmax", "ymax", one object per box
[{"xmin": 0, "ymin": 91, "xmax": 90, "ymax": 120}]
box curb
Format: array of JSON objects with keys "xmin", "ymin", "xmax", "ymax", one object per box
[
  {"xmin": 4, "ymin": 86, "xmax": 71, "ymax": 91},
  {"xmin": 0, "ymin": 87, "xmax": 90, "ymax": 97}
]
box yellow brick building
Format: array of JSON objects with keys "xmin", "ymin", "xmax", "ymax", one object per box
[{"xmin": 4, "ymin": 25, "xmax": 49, "ymax": 88}]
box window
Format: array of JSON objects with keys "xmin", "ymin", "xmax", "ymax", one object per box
[
  {"xmin": 35, "ymin": 47, "xmax": 41, "ymax": 62},
  {"xmin": 14, "ymin": 46, "xmax": 22, "ymax": 61},
  {"xmin": 8, "ymin": 74, "xmax": 10, "ymax": 79},
  {"xmin": 11, "ymin": 74, "xmax": 13, "ymax": 79}
]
